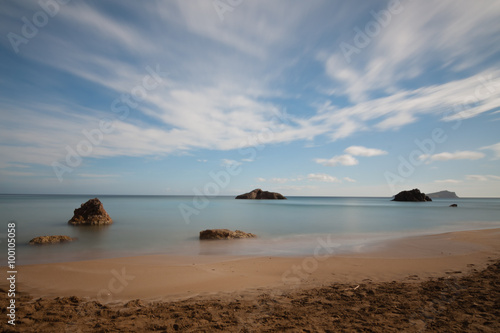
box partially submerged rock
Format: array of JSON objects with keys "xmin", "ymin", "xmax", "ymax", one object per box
[
  {"xmin": 68, "ymin": 198, "xmax": 113, "ymax": 225},
  {"xmin": 29, "ymin": 235, "xmax": 74, "ymax": 245},
  {"xmin": 449, "ymin": 204, "xmax": 458, "ymax": 207},
  {"xmin": 392, "ymin": 189, "xmax": 432, "ymax": 202},
  {"xmin": 199, "ymin": 229, "xmax": 257, "ymax": 240},
  {"xmin": 235, "ymin": 189, "xmax": 286, "ymax": 200}
]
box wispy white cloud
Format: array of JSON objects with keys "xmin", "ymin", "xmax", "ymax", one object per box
[
  {"xmin": 311, "ymin": 69, "xmax": 500, "ymax": 139},
  {"xmin": 307, "ymin": 173, "xmax": 341, "ymax": 183},
  {"xmin": 257, "ymin": 177, "xmax": 303, "ymax": 184},
  {"xmin": 221, "ymin": 159, "xmax": 242, "ymax": 167},
  {"xmin": 344, "ymin": 146, "xmax": 387, "ymax": 157},
  {"xmin": 343, "ymin": 177, "xmax": 356, "ymax": 183},
  {"xmin": 420, "ymin": 151, "xmax": 485, "ymax": 162},
  {"xmin": 314, "ymin": 146, "xmax": 386, "ymax": 168},
  {"xmin": 1, "ymin": 1, "xmax": 499, "ymax": 172},
  {"xmin": 267, "ymin": 178, "xmax": 290, "ymax": 184},
  {"xmin": 314, "ymin": 154, "xmax": 358, "ymax": 167},
  {"xmin": 322, "ymin": 0, "xmax": 500, "ymax": 105},
  {"xmin": 78, "ymin": 174, "xmax": 120, "ymax": 178},
  {"xmin": 466, "ymin": 174, "xmax": 500, "ymax": 182},
  {"xmin": 434, "ymin": 179, "xmax": 462, "ymax": 184},
  {"xmin": 481, "ymin": 142, "xmax": 500, "ymax": 159},
  {"xmin": 1, "ymin": 0, "xmax": 499, "ymax": 200}
]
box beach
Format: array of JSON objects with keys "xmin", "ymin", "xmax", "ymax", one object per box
[{"xmin": 2, "ymin": 228, "xmax": 500, "ymax": 331}]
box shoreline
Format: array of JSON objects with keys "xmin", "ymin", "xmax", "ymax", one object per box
[{"xmin": 2, "ymin": 228, "xmax": 500, "ymax": 304}]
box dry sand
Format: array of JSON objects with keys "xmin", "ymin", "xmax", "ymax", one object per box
[{"xmin": 1, "ymin": 228, "xmax": 500, "ymax": 332}]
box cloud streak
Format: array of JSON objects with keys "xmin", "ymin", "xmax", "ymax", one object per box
[
  {"xmin": 344, "ymin": 146, "xmax": 388, "ymax": 157},
  {"xmin": 0, "ymin": 1, "xmax": 499, "ymax": 198},
  {"xmin": 481, "ymin": 142, "xmax": 500, "ymax": 160},
  {"xmin": 307, "ymin": 173, "xmax": 341, "ymax": 183},
  {"xmin": 315, "ymin": 155, "xmax": 358, "ymax": 167},
  {"xmin": 420, "ymin": 151, "xmax": 485, "ymax": 163}
]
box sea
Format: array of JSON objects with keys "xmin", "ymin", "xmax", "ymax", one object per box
[{"xmin": 1, "ymin": 194, "xmax": 499, "ymax": 265}]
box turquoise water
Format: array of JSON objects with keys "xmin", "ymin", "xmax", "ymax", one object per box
[{"xmin": 1, "ymin": 195, "xmax": 499, "ymax": 264}]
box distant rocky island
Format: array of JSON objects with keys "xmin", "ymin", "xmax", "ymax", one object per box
[
  {"xmin": 235, "ymin": 189, "xmax": 286, "ymax": 200},
  {"xmin": 427, "ymin": 190, "xmax": 459, "ymax": 199},
  {"xmin": 392, "ymin": 189, "xmax": 432, "ymax": 202}
]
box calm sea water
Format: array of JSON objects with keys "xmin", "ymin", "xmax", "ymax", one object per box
[{"xmin": 1, "ymin": 194, "xmax": 499, "ymax": 265}]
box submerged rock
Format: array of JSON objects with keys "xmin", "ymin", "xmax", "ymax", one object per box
[
  {"xmin": 235, "ymin": 188, "xmax": 286, "ymax": 200},
  {"xmin": 199, "ymin": 229, "xmax": 257, "ymax": 240},
  {"xmin": 29, "ymin": 235, "xmax": 74, "ymax": 245},
  {"xmin": 449, "ymin": 204, "xmax": 458, "ymax": 207},
  {"xmin": 68, "ymin": 198, "xmax": 113, "ymax": 225},
  {"xmin": 392, "ymin": 189, "xmax": 432, "ymax": 202}
]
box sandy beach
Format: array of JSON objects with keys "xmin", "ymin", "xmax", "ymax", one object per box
[{"xmin": 2, "ymin": 228, "xmax": 500, "ymax": 331}]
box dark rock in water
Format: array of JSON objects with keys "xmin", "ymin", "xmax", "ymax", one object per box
[
  {"xmin": 199, "ymin": 229, "xmax": 257, "ymax": 240},
  {"xmin": 235, "ymin": 188, "xmax": 286, "ymax": 200},
  {"xmin": 427, "ymin": 190, "xmax": 459, "ymax": 199},
  {"xmin": 29, "ymin": 235, "xmax": 74, "ymax": 245},
  {"xmin": 449, "ymin": 204, "xmax": 458, "ymax": 207},
  {"xmin": 392, "ymin": 189, "xmax": 432, "ymax": 202},
  {"xmin": 68, "ymin": 198, "xmax": 113, "ymax": 225}
]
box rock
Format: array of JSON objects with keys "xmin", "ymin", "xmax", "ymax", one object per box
[
  {"xmin": 124, "ymin": 299, "xmax": 145, "ymax": 308},
  {"xmin": 235, "ymin": 189, "xmax": 286, "ymax": 200},
  {"xmin": 449, "ymin": 204, "xmax": 458, "ymax": 207},
  {"xmin": 68, "ymin": 198, "xmax": 113, "ymax": 225},
  {"xmin": 392, "ymin": 189, "xmax": 432, "ymax": 202},
  {"xmin": 427, "ymin": 190, "xmax": 459, "ymax": 199},
  {"xmin": 29, "ymin": 235, "xmax": 74, "ymax": 245},
  {"xmin": 199, "ymin": 229, "xmax": 257, "ymax": 240}
]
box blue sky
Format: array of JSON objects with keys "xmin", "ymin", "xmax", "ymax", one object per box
[{"xmin": 1, "ymin": 0, "xmax": 499, "ymax": 197}]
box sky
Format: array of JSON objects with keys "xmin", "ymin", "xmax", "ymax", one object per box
[{"xmin": 0, "ymin": 0, "xmax": 499, "ymax": 197}]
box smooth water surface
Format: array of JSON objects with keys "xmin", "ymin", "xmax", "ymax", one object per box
[{"xmin": 1, "ymin": 195, "xmax": 499, "ymax": 264}]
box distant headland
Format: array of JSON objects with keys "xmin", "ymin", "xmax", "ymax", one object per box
[{"xmin": 427, "ymin": 190, "xmax": 459, "ymax": 199}]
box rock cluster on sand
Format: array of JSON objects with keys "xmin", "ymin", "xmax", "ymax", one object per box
[
  {"xmin": 199, "ymin": 229, "xmax": 257, "ymax": 240},
  {"xmin": 29, "ymin": 235, "xmax": 74, "ymax": 245},
  {"xmin": 235, "ymin": 189, "xmax": 286, "ymax": 200},
  {"xmin": 68, "ymin": 198, "xmax": 113, "ymax": 225},
  {"xmin": 392, "ymin": 189, "xmax": 432, "ymax": 202}
]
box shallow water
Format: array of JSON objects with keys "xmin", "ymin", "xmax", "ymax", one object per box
[{"xmin": 1, "ymin": 195, "xmax": 499, "ymax": 264}]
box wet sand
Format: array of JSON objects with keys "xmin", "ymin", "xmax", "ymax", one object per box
[{"xmin": 1, "ymin": 228, "xmax": 500, "ymax": 331}]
